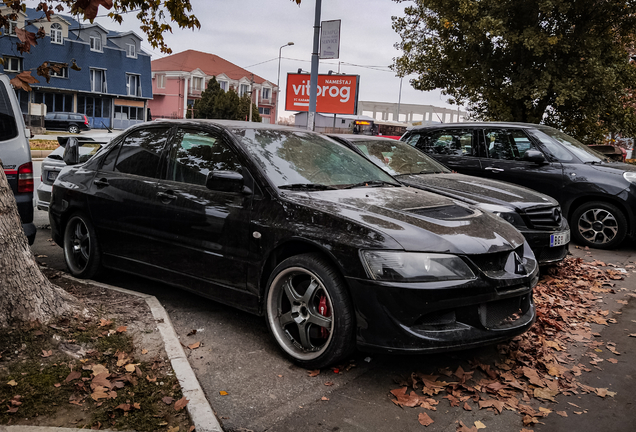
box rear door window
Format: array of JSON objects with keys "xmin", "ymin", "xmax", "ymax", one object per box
[
  {"xmin": 107, "ymin": 127, "xmax": 171, "ymax": 178},
  {"xmin": 417, "ymin": 130, "xmax": 478, "ymax": 157},
  {"xmin": 0, "ymin": 81, "xmax": 19, "ymax": 142},
  {"xmin": 484, "ymin": 129, "xmax": 539, "ymax": 160}
]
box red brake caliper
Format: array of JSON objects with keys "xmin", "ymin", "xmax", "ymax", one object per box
[{"xmin": 318, "ymin": 295, "xmax": 331, "ymax": 338}]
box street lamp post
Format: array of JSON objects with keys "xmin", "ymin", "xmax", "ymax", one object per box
[{"xmin": 276, "ymin": 42, "xmax": 294, "ymax": 124}]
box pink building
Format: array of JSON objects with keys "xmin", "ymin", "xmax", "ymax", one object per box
[{"xmin": 149, "ymin": 50, "xmax": 277, "ymax": 123}]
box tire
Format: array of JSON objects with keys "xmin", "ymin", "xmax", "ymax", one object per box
[
  {"xmin": 68, "ymin": 124, "xmax": 80, "ymax": 134},
  {"xmin": 63, "ymin": 213, "xmax": 102, "ymax": 278},
  {"xmin": 570, "ymin": 201, "xmax": 627, "ymax": 250},
  {"xmin": 265, "ymin": 253, "xmax": 355, "ymax": 369}
]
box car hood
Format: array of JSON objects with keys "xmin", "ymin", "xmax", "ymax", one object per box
[
  {"xmin": 588, "ymin": 161, "xmax": 636, "ymax": 176},
  {"xmin": 282, "ymin": 186, "xmax": 525, "ymax": 255},
  {"xmin": 397, "ymin": 173, "xmax": 558, "ymax": 211}
]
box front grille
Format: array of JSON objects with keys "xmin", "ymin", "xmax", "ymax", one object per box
[
  {"xmin": 523, "ymin": 206, "xmax": 562, "ymax": 229},
  {"xmin": 479, "ymin": 295, "xmax": 531, "ymax": 329},
  {"xmin": 468, "ymin": 245, "xmax": 525, "ymax": 274},
  {"xmin": 408, "ymin": 204, "xmax": 474, "ymax": 220}
]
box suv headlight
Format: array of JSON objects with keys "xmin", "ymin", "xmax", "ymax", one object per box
[
  {"xmin": 361, "ymin": 251, "xmax": 476, "ymax": 282},
  {"xmin": 475, "ymin": 203, "xmax": 525, "ymax": 228},
  {"xmin": 624, "ymin": 172, "xmax": 636, "ymax": 185}
]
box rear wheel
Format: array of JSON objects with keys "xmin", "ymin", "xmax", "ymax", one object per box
[
  {"xmin": 68, "ymin": 124, "xmax": 80, "ymax": 134},
  {"xmin": 265, "ymin": 253, "xmax": 355, "ymax": 369},
  {"xmin": 63, "ymin": 213, "xmax": 102, "ymax": 278},
  {"xmin": 570, "ymin": 201, "xmax": 627, "ymax": 249}
]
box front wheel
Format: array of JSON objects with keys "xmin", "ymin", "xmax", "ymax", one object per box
[
  {"xmin": 67, "ymin": 124, "xmax": 80, "ymax": 134},
  {"xmin": 265, "ymin": 253, "xmax": 355, "ymax": 369},
  {"xmin": 63, "ymin": 213, "xmax": 102, "ymax": 278},
  {"xmin": 570, "ymin": 201, "xmax": 627, "ymax": 250}
]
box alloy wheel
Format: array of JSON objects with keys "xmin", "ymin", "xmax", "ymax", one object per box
[
  {"xmin": 577, "ymin": 208, "xmax": 618, "ymax": 245},
  {"xmin": 64, "ymin": 217, "xmax": 91, "ymax": 273}
]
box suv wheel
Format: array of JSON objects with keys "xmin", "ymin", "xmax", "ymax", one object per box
[
  {"xmin": 68, "ymin": 124, "xmax": 80, "ymax": 134},
  {"xmin": 265, "ymin": 253, "xmax": 355, "ymax": 368},
  {"xmin": 571, "ymin": 201, "xmax": 627, "ymax": 249},
  {"xmin": 63, "ymin": 213, "xmax": 102, "ymax": 278}
]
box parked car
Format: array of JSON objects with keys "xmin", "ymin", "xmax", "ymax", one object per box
[
  {"xmin": 402, "ymin": 123, "xmax": 636, "ymax": 250},
  {"xmin": 36, "ymin": 137, "xmax": 105, "ymax": 211},
  {"xmin": 50, "ymin": 120, "xmax": 539, "ymax": 368},
  {"xmin": 0, "ymin": 73, "xmax": 36, "ymax": 244},
  {"xmin": 328, "ymin": 134, "xmax": 570, "ymax": 265},
  {"xmin": 44, "ymin": 112, "xmax": 91, "ymax": 133}
]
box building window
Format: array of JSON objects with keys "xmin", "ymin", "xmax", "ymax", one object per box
[
  {"xmin": 50, "ymin": 23, "xmax": 63, "ymax": 44},
  {"xmin": 127, "ymin": 43, "xmax": 136, "ymax": 58},
  {"xmin": 262, "ymin": 88, "xmax": 271, "ymax": 100},
  {"xmin": 90, "ymin": 34, "xmax": 102, "ymax": 52},
  {"xmin": 156, "ymin": 74, "xmax": 165, "ymax": 89},
  {"xmin": 126, "ymin": 73, "xmax": 141, "ymax": 96},
  {"xmin": 192, "ymin": 76, "xmax": 203, "ymax": 91},
  {"xmin": 219, "ymin": 81, "xmax": 227, "ymax": 92},
  {"xmin": 50, "ymin": 63, "xmax": 68, "ymax": 78},
  {"xmin": 5, "ymin": 20, "xmax": 17, "ymax": 36},
  {"xmin": 239, "ymin": 84, "xmax": 250, "ymax": 97},
  {"xmin": 4, "ymin": 56, "xmax": 22, "ymax": 72},
  {"xmin": 90, "ymin": 68, "xmax": 107, "ymax": 93},
  {"xmin": 258, "ymin": 107, "xmax": 271, "ymax": 115}
]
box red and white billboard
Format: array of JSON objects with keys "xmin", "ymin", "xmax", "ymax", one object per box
[{"xmin": 285, "ymin": 73, "xmax": 359, "ymax": 115}]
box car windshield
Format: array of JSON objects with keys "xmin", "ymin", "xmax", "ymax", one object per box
[
  {"xmin": 533, "ymin": 127, "xmax": 607, "ymax": 163},
  {"xmin": 349, "ymin": 139, "xmax": 450, "ymax": 176},
  {"xmin": 231, "ymin": 128, "xmax": 400, "ymax": 188}
]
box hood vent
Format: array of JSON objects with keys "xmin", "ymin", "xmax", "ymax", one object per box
[{"xmin": 407, "ymin": 204, "xmax": 474, "ymax": 220}]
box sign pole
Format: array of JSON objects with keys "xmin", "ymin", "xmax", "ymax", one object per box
[{"xmin": 307, "ymin": 0, "xmax": 322, "ymax": 131}]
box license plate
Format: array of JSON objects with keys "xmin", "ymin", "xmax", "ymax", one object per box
[
  {"xmin": 550, "ymin": 230, "xmax": 570, "ymax": 247},
  {"xmin": 47, "ymin": 171, "xmax": 59, "ymax": 182}
]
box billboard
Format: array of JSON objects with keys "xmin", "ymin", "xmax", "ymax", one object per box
[{"xmin": 285, "ymin": 73, "xmax": 359, "ymax": 115}]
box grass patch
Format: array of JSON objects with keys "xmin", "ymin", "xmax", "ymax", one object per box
[
  {"xmin": 30, "ymin": 140, "xmax": 59, "ymax": 151},
  {"xmin": 0, "ymin": 317, "xmax": 192, "ymax": 431}
]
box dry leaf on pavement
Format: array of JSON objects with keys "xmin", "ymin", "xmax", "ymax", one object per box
[
  {"xmin": 174, "ymin": 396, "xmax": 189, "ymax": 411},
  {"xmin": 418, "ymin": 412, "xmax": 434, "ymax": 426}
]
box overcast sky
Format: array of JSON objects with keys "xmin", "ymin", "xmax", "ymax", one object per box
[{"xmin": 35, "ymin": 0, "xmax": 459, "ymax": 120}]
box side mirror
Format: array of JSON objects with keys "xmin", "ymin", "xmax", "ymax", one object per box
[
  {"xmin": 206, "ymin": 170, "xmax": 249, "ymax": 194},
  {"xmin": 62, "ymin": 137, "xmax": 80, "ymax": 165},
  {"xmin": 523, "ymin": 149, "xmax": 545, "ymax": 164}
]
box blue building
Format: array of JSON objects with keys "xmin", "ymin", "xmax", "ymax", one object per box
[{"xmin": 0, "ymin": 6, "xmax": 151, "ymax": 130}]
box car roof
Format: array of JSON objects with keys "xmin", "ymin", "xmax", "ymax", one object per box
[
  {"xmin": 328, "ymin": 134, "xmax": 402, "ymax": 143},
  {"xmin": 152, "ymin": 119, "xmax": 314, "ymax": 133},
  {"xmin": 407, "ymin": 122, "xmax": 552, "ymax": 131}
]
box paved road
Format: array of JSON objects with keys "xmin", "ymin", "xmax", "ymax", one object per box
[{"xmin": 29, "ymin": 201, "xmax": 636, "ymax": 432}]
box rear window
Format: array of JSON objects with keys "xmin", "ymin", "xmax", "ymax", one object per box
[
  {"xmin": 55, "ymin": 113, "xmax": 69, "ymax": 120},
  {"xmin": 71, "ymin": 114, "xmax": 84, "ymax": 120},
  {"xmin": 0, "ymin": 81, "xmax": 19, "ymax": 142}
]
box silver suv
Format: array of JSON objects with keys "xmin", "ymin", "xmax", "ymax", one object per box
[{"xmin": 0, "ymin": 73, "xmax": 35, "ymax": 244}]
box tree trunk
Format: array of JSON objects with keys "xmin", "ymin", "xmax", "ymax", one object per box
[{"xmin": 0, "ymin": 162, "xmax": 78, "ymax": 327}]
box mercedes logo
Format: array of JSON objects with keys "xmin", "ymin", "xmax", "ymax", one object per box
[{"xmin": 552, "ymin": 208, "xmax": 562, "ymax": 224}]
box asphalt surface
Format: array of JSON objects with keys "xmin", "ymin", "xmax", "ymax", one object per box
[{"xmin": 28, "ymin": 171, "xmax": 636, "ymax": 431}]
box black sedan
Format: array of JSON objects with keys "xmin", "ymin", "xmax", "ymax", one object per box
[
  {"xmin": 402, "ymin": 123, "xmax": 636, "ymax": 249},
  {"xmin": 328, "ymin": 134, "xmax": 570, "ymax": 265},
  {"xmin": 50, "ymin": 120, "xmax": 538, "ymax": 368}
]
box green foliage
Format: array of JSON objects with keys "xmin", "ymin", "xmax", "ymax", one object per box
[
  {"xmin": 392, "ymin": 0, "xmax": 636, "ymax": 142},
  {"xmin": 192, "ymin": 77, "xmax": 262, "ymax": 122}
]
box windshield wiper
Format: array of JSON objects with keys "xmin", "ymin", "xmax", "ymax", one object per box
[
  {"xmin": 584, "ymin": 160, "xmax": 604, "ymax": 165},
  {"xmin": 278, "ymin": 183, "xmax": 338, "ymax": 191},
  {"xmin": 345, "ymin": 180, "xmax": 400, "ymax": 189}
]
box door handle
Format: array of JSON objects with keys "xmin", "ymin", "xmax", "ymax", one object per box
[
  {"xmin": 94, "ymin": 178, "xmax": 109, "ymax": 187},
  {"xmin": 157, "ymin": 191, "xmax": 177, "ymax": 201},
  {"xmin": 484, "ymin": 167, "xmax": 504, "ymax": 173}
]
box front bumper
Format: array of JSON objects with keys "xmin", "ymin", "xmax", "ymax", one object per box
[
  {"xmin": 345, "ymin": 255, "xmax": 538, "ymax": 353},
  {"xmin": 521, "ymin": 228, "xmax": 569, "ymax": 265}
]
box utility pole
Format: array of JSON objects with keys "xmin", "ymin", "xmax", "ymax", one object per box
[
  {"xmin": 249, "ymin": 74, "xmax": 254, "ymax": 122},
  {"xmin": 307, "ymin": 0, "xmax": 322, "ymax": 131}
]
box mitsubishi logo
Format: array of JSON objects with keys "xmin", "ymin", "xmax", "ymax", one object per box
[{"xmin": 513, "ymin": 252, "xmax": 527, "ymax": 275}]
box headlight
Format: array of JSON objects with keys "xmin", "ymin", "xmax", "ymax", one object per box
[
  {"xmin": 361, "ymin": 251, "xmax": 476, "ymax": 282},
  {"xmin": 624, "ymin": 172, "xmax": 636, "ymax": 184},
  {"xmin": 475, "ymin": 203, "xmax": 525, "ymax": 228}
]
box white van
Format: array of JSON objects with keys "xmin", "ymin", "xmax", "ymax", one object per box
[{"xmin": 0, "ymin": 73, "xmax": 36, "ymax": 244}]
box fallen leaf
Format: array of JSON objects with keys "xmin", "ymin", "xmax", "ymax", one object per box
[
  {"xmin": 557, "ymin": 411, "xmax": 568, "ymax": 417},
  {"xmin": 141, "ymin": 349, "xmax": 148, "ymax": 355},
  {"xmin": 167, "ymin": 427, "xmax": 179, "ymax": 432},
  {"xmin": 146, "ymin": 375, "xmax": 157, "ymax": 382},
  {"xmin": 99, "ymin": 319, "xmax": 112, "ymax": 327},
  {"xmin": 188, "ymin": 342, "xmax": 201, "ymax": 350},
  {"xmin": 474, "ymin": 421, "xmax": 486, "ymax": 430},
  {"xmin": 174, "ymin": 396, "xmax": 189, "ymax": 411},
  {"xmin": 308, "ymin": 370, "xmax": 320, "ymax": 377},
  {"xmin": 54, "ymin": 383, "xmax": 61, "ymax": 388},
  {"xmin": 7, "ymin": 380, "xmax": 17, "ymax": 387},
  {"xmin": 463, "ymin": 402, "xmax": 472, "ymax": 411},
  {"xmin": 41, "ymin": 350, "xmax": 53, "ymax": 358},
  {"xmin": 125, "ymin": 364, "xmax": 139, "ymax": 373},
  {"xmin": 162, "ymin": 396, "xmax": 174, "ymax": 405},
  {"xmin": 321, "ymin": 396, "xmax": 329, "ymax": 401},
  {"xmin": 418, "ymin": 412, "xmax": 434, "ymax": 426},
  {"xmin": 114, "ymin": 403, "xmax": 131, "ymax": 411},
  {"xmin": 187, "ymin": 329, "xmax": 197, "ymax": 336},
  {"xmin": 457, "ymin": 421, "xmax": 478, "ymax": 432},
  {"xmin": 116, "ymin": 326, "xmax": 127, "ymax": 333},
  {"xmin": 324, "ymin": 381, "xmax": 334, "ymax": 386},
  {"xmin": 219, "ymin": 391, "xmax": 228, "ymax": 396}
]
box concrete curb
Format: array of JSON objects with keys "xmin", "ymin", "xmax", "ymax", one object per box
[{"xmin": 2, "ymin": 275, "xmax": 223, "ymax": 432}]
